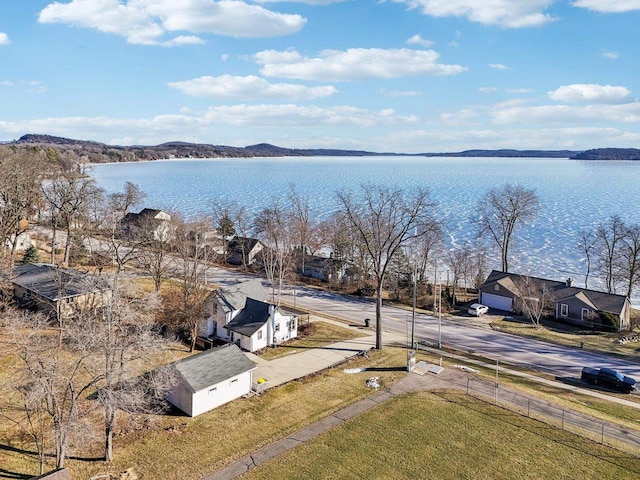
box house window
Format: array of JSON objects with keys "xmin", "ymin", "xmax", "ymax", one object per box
[
  {"xmin": 581, "ymin": 308, "xmax": 591, "ymax": 320},
  {"xmin": 494, "ymin": 285, "xmax": 499, "ymax": 291},
  {"xmin": 560, "ymin": 304, "xmax": 568, "ymax": 317},
  {"xmin": 257, "ymin": 330, "xmax": 263, "ymax": 340},
  {"xmin": 275, "ymin": 323, "xmax": 280, "ymax": 332}
]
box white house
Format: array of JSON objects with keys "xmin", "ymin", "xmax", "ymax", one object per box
[
  {"xmin": 200, "ymin": 278, "xmax": 269, "ymax": 339},
  {"xmin": 199, "ymin": 278, "xmax": 298, "ymax": 352},
  {"xmin": 166, "ymin": 344, "xmax": 256, "ymax": 417},
  {"xmin": 224, "ymin": 297, "xmax": 298, "ymax": 352}
]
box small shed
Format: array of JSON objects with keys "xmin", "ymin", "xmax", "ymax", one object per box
[{"xmin": 167, "ymin": 344, "xmax": 256, "ymax": 417}]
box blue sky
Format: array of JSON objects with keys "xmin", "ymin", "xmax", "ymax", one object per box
[{"xmin": 0, "ymin": 0, "xmax": 638, "ymax": 153}]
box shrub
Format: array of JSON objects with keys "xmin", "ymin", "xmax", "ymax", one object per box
[
  {"xmin": 599, "ymin": 311, "xmax": 620, "ymax": 331},
  {"xmin": 20, "ymin": 245, "xmax": 41, "ymax": 264}
]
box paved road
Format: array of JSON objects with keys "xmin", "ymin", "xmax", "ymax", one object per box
[{"xmin": 208, "ymin": 274, "xmax": 640, "ymax": 381}]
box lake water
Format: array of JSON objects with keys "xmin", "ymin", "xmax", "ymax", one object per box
[{"xmin": 89, "ymin": 156, "xmax": 640, "ymax": 297}]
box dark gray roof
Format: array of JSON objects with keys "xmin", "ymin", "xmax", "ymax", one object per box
[
  {"xmin": 226, "ymin": 297, "xmax": 271, "ymax": 336},
  {"xmin": 228, "ymin": 236, "xmax": 261, "ymax": 254},
  {"xmin": 12, "ymin": 263, "xmax": 108, "ymax": 301},
  {"xmin": 480, "ymin": 270, "xmax": 628, "ymax": 315},
  {"xmin": 216, "ymin": 278, "xmax": 268, "ymax": 313},
  {"xmin": 172, "ymin": 344, "xmax": 256, "ymax": 393}
]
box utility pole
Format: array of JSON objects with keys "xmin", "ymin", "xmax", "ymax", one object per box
[{"xmin": 411, "ymin": 263, "xmax": 417, "ymax": 350}]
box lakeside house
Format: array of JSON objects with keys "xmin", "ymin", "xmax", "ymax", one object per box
[
  {"xmin": 166, "ymin": 344, "xmax": 257, "ymax": 417},
  {"xmin": 226, "ymin": 236, "xmax": 264, "ymax": 266},
  {"xmin": 11, "ymin": 263, "xmax": 111, "ymax": 321},
  {"xmin": 120, "ymin": 208, "xmax": 173, "ymax": 242},
  {"xmin": 299, "ymin": 254, "xmax": 348, "ymax": 283},
  {"xmin": 200, "ymin": 279, "xmax": 298, "ymax": 352},
  {"xmin": 478, "ymin": 270, "xmax": 631, "ymax": 331}
]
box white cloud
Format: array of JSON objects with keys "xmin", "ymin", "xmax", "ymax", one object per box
[
  {"xmin": 161, "ymin": 35, "xmax": 205, "ymax": 47},
  {"xmin": 600, "ymin": 50, "xmax": 620, "ymax": 59},
  {"xmin": 479, "ymin": 87, "xmax": 497, "ymax": 94},
  {"xmin": 254, "ymin": 48, "xmax": 467, "ymax": 81},
  {"xmin": 491, "ymin": 102, "xmax": 640, "ymax": 124},
  {"xmin": 168, "ymin": 75, "xmax": 338, "ymax": 100},
  {"xmin": 439, "ymin": 108, "xmax": 479, "ymax": 124},
  {"xmin": 406, "ymin": 34, "xmax": 434, "ymax": 48},
  {"xmin": 200, "ymin": 104, "xmax": 418, "ymax": 127},
  {"xmin": 548, "ymin": 84, "xmax": 633, "ymax": 104},
  {"xmin": 488, "ymin": 63, "xmax": 508, "ymax": 70},
  {"xmin": 390, "ymin": 0, "xmax": 556, "ymax": 28},
  {"xmin": 572, "ymin": 0, "xmax": 640, "ymax": 13},
  {"xmin": 0, "ymin": 81, "xmax": 13, "ymax": 87},
  {"xmin": 38, "ymin": 0, "xmax": 306, "ymax": 45},
  {"xmin": 255, "ymin": 0, "xmax": 344, "ymax": 3},
  {"xmin": 0, "ymin": 105, "xmax": 417, "ymax": 145},
  {"xmin": 0, "ymin": 33, "xmax": 10, "ymax": 45},
  {"xmin": 506, "ymin": 88, "xmax": 533, "ymax": 94},
  {"xmin": 378, "ymin": 89, "xmax": 421, "ymax": 97}
]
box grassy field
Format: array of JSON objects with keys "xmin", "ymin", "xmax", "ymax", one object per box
[
  {"xmin": 242, "ymin": 390, "xmax": 640, "ymax": 480},
  {"xmin": 257, "ymin": 320, "xmax": 367, "ymax": 361}
]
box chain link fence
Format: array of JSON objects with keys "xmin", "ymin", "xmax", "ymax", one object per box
[{"xmin": 445, "ymin": 373, "xmax": 640, "ymax": 454}]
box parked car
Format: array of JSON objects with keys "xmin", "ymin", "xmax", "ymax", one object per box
[
  {"xmin": 581, "ymin": 367, "xmax": 637, "ymax": 394},
  {"xmin": 468, "ymin": 303, "xmax": 489, "ymax": 316}
]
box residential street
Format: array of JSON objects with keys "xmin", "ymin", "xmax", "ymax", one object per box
[{"xmin": 197, "ymin": 263, "xmax": 640, "ymax": 382}]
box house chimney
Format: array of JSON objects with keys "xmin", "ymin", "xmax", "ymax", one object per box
[{"xmin": 566, "ymin": 278, "xmax": 573, "ymax": 287}]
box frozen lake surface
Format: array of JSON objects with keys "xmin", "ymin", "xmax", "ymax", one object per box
[{"xmin": 89, "ymin": 156, "xmax": 640, "ymax": 297}]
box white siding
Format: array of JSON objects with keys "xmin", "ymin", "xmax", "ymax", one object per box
[
  {"xmin": 190, "ymin": 371, "xmax": 254, "ymax": 417},
  {"xmin": 480, "ymin": 292, "xmax": 513, "ymax": 312}
]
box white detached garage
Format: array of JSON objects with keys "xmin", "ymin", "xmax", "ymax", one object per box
[{"xmin": 167, "ymin": 344, "xmax": 257, "ymax": 417}]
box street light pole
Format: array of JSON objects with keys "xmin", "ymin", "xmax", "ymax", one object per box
[
  {"xmin": 411, "ymin": 263, "xmax": 416, "ymax": 350},
  {"xmin": 438, "ymin": 282, "xmax": 442, "ymax": 349}
]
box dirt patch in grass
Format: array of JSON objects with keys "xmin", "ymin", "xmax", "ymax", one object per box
[{"xmin": 242, "ymin": 390, "xmax": 640, "ymax": 480}]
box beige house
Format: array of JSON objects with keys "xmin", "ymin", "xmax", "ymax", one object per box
[
  {"xmin": 478, "ymin": 270, "xmax": 631, "ymax": 331},
  {"xmin": 12, "ymin": 263, "xmax": 111, "ymax": 321}
]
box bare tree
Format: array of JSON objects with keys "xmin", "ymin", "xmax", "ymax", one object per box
[
  {"xmin": 288, "ymin": 185, "xmax": 315, "ymax": 273},
  {"xmin": 6, "ymin": 310, "xmax": 102, "ymax": 469},
  {"xmin": 90, "ymin": 284, "xmax": 173, "ymax": 461},
  {"xmin": 594, "ymin": 215, "xmax": 625, "ymax": 293},
  {"xmin": 513, "ymin": 275, "xmax": 552, "ymax": 329},
  {"xmin": 0, "ymin": 147, "xmax": 47, "ymax": 265},
  {"xmin": 577, "ymin": 229, "xmax": 597, "ymax": 289},
  {"xmin": 618, "ymin": 223, "xmax": 640, "ymax": 299},
  {"xmin": 211, "ymin": 200, "xmax": 245, "ymax": 264},
  {"xmin": 337, "ymin": 185, "xmax": 437, "ymax": 350},
  {"xmin": 474, "ymin": 184, "xmax": 541, "ymax": 273},
  {"xmin": 96, "ymin": 183, "xmax": 146, "ymax": 274},
  {"xmin": 42, "ymin": 168, "xmax": 103, "ymax": 265},
  {"xmin": 166, "ymin": 217, "xmax": 213, "ymax": 352},
  {"xmin": 254, "ymin": 200, "xmax": 293, "ymax": 305},
  {"xmin": 446, "ymin": 244, "xmax": 473, "ymax": 305}
]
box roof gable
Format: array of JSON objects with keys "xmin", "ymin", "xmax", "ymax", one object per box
[
  {"xmin": 226, "ymin": 297, "xmax": 271, "ymax": 336},
  {"xmin": 215, "ymin": 279, "xmax": 268, "ymax": 313},
  {"xmin": 172, "ymin": 344, "xmax": 256, "ymax": 393}
]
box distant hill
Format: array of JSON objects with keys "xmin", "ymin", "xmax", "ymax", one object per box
[
  {"xmin": 571, "ymin": 148, "xmax": 640, "ymax": 161},
  {"xmin": 425, "ymin": 149, "xmax": 581, "ymax": 158},
  {"xmin": 3, "ymin": 133, "xmax": 602, "ymax": 164}
]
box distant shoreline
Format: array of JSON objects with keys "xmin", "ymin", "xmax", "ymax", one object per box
[{"xmin": 6, "ymin": 133, "xmax": 640, "ymax": 163}]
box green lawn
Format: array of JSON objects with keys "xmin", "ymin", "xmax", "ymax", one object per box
[{"xmin": 242, "ymin": 390, "xmax": 640, "ymax": 480}]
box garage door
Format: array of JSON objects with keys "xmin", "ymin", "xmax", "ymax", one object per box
[{"xmin": 481, "ymin": 292, "xmax": 513, "ymax": 312}]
